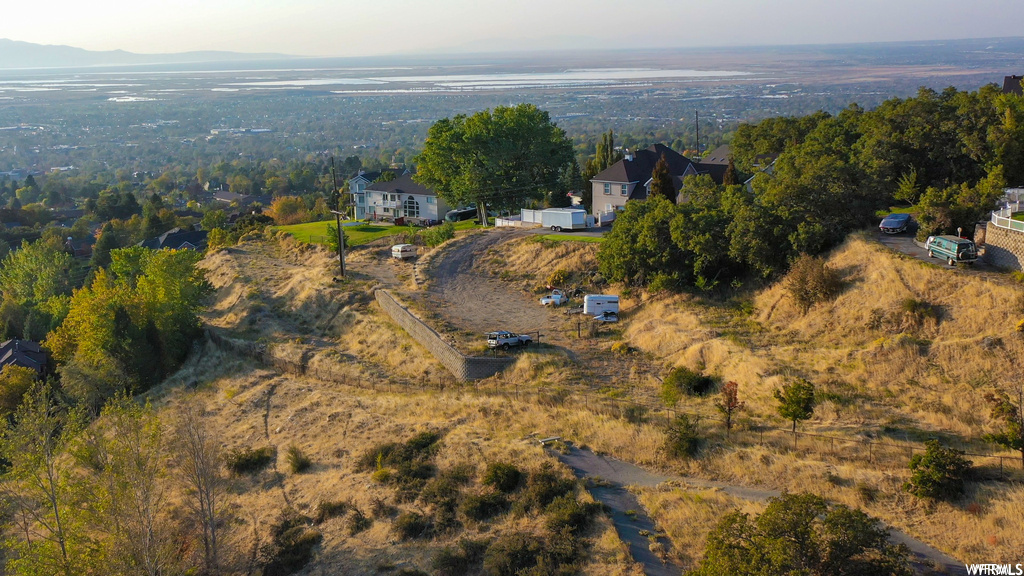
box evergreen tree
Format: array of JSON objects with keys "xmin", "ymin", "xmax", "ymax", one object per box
[{"xmin": 649, "ymin": 154, "xmax": 676, "ymax": 202}]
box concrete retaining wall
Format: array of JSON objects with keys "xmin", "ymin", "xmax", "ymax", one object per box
[
  {"xmin": 374, "ymin": 290, "xmax": 514, "ymax": 380},
  {"xmin": 984, "ymin": 222, "xmax": 1024, "ymax": 270}
]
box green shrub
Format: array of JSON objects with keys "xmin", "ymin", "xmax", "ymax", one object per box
[
  {"xmin": 260, "ymin": 509, "xmax": 323, "ymax": 576},
  {"xmin": 661, "ymin": 366, "xmax": 718, "ymax": 405},
  {"xmin": 421, "ymin": 222, "xmax": 455, "ymax": 247},
  {"xmin": 226, "ymin": 445, "xmax": 276, "ymax": 475},
  {"xmin": 622, "ymin": 404, "xmax": 647, "ymax": 424},
  {"xmin": 544, "ymin": 495, "xmax": 600, "ymax": 535},
  {"xmin": 665, "ymin": 414, "xmax": 702, "ymax": 459},
  {"xmin": 393, "ymin": 512, "xmax": 431, "ymax": 540},
  {"xmin": 547, "ymin": 268, "xmax": 569, "ymax": 287},
  {"xmin": 432, "ymin": 539, "xmax": 489, "ymax": 576},
  {"xmin": 313, "ymin": 500, "xmax": 348, "ymax": 524},
  {"xmin": 346, "ymin": 508, "xmax": 371, "ymax": 536},
  {"xmin": 785, "ymin": 254, "xmax": 842, "ymax": 313},
  {"xmin": 461, "ymin": 492, "xmax": 510, "ymax": 521},
  {"xmin": 518, "ymin": 464, "xmax": 575, "ymax": 512},
  {"xmin": 482, "ymin": 462, "xmax": 523, "ymax": 493},
  {"xmin": 286, "ymin": 445, "xmax": 312, "ymax": 474},
  {"xmin": 904, "ymin": 440, "xmax": 972, "ymax": 501},
  {"xmin": 482, "ymin": 533, "xmax": 544, "ymax": 576}
]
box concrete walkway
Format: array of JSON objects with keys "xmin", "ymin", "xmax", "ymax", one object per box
[{"xmin": 555, "ymin": 446, "xmax": 967, "ymax": 576}]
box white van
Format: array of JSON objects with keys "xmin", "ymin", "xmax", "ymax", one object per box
[
  {"xmin": 583, "ymin": 294, "xmax": 619, "ymax": 317},
  {"xmin": 391, "ymin": 244, "xmax": 417, "ymax": 260}
]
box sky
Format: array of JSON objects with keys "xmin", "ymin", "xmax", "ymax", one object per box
[{"xmin": 3, "ymin": 0, "xmax": 1024, "ymax": 57}]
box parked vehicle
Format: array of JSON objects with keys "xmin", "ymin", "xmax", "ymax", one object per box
[
  {"xmin": 391, "ymin": 244, "xmax": 417, "ymax": 260},
  {"xmin": 486, "ymin": 331, "xmax": 532, "ymax": 350},
  {"xmin": 583, "ymin": 294, "xmax": 619, "ymax": 317},
  {"xmin": 879, "ymin": 213, "xmax": 911, "ymax": 234},
  {"xmin": 926, "ymin": 235, "xmax": 977, "ymax": 265},
  {"xmin": 541, "ymin": 208, "xmax": 589, "ymax": 232},
  {"xmin": 445, "ymin": 208, "xmax": 477, "ymax": 222},
  {"xmin": 540, "ymin": 289, "xmax": 568, "ymax": 306},
  {"xmin": 593, "ymin": 310, "xmax": 619, "ymax": 323}
]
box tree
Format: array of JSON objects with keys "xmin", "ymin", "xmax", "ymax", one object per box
[
  {"xmin": 597, "ymin": 195, "xmax": 686, "ymax": 288},
  {"xmin": 648, "ymin": 153, "xmax": 675, "ymax": 202},
  {"xmin": 172, "ymin": 397, "xmax": 224, "ymax": 573},
  {"xmin": 904, "ymin": 440, "xmax": 971, "ymax": 501},
  {"xmin": 722, "ymin": 157, "xmax": 737, "ymax": 186},
  {"xmin": 267, "ymin": 196, "xmax": 308, "ymax": 226},
  {"xmin": 665, "ymin": 414, "xmax": 701, "ymax": 459},
  {"xmin": 1, "ymin": 385, "xmax": 92, "ymax": 576},
  {"xmin": 785, "ymin": 254, "xmax": 843, "ymax": 313},
  {"xmin": 774, "ymin": 379, "xmax": 816, "ymax": 434},
  {"xmin": 200, "ymin": 209, "xmax": 227, "ymax": 231},
  {"xmin": 0, "ymin": 364, "xmax": 36, "ymax": 417},
  {"xmin": 415, "ymin": 104, "xmax": 576, "ymax": 226},
  {"xmin": 716, "ymin": 381, "xmax": 744, "ymax": 436},
  {"xmin": 983, "ymin": 389, "xmax": 1024, "ymax": 468},
  {"xmin": 694, "ymin": 493, "xmax": 911, "ymax": 576}
]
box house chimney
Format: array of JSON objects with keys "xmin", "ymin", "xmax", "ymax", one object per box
[{"xmin": 624, "ymin": 149, "xmax": 634, "ymax": 161}]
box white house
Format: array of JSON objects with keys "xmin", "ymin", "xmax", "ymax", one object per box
[
  {"xmin": 365, "ymin": 174, "xmax": 448, "ymax": 224},
  {"xmin": 347, "ymin": 168, "xmax": 406, "ymax": 220}
]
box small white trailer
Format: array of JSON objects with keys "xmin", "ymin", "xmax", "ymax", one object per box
[
  {"xmin": 540, "ymin": 208, "xmax": 589, "ymax": 232},
  {"xmin": 583, "ymin": 294, "xmax": 619, "ymax": 316}
]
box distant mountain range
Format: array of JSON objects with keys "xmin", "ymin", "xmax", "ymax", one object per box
[{"xmin": 0, "ymin": 38, "xmax": 292, "ymax": 70}]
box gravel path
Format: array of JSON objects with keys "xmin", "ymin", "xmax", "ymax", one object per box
[
  {"xmin": 425, "ymin": 229, "xmax": 566, "ymax": 339},
  {"xmin": 556, "ymin": 446, "xmax": 967, "ymax": 576}
]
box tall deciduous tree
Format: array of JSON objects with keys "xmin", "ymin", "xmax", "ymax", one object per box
[
  {"xmin": 173, "ymin": 397, "xmax": 224, "ymax": 574},
  {"xmin": 1, "ymin": 385, "xmax": 92, "ymax": 576},
  {"xmin": 415, "ymin": 104, "xmax": 576, "ymax": 225}
]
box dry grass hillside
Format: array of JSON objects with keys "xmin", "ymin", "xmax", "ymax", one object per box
[
  {"xmin": 614, "ymin": 233, "xmax": 1024, "ymax": 564},
  {"xmin": 200, "ymin": 232, "xmax": 443, "ymax": 382}
]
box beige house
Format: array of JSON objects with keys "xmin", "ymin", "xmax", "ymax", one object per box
[{"xmin": 589, "ymin": 144, "xmax": 726, "ymax": 223}]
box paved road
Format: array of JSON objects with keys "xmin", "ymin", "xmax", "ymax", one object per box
[{"xmin": 556, "ymin": 446, "xmax": 967, "ymax": 576}]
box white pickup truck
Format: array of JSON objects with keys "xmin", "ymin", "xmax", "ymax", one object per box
[{"xmin": 540, "ymin": 289, "xmax": 568, "ymax": 306}]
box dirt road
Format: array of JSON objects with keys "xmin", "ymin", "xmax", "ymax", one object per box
[
  {"xmin": 557, "ymin": 446, "xmax": 967, "ymax": 576},
  {"xmin": 425, "ymin": 229, "xmax": 567, "ymax": 340}
]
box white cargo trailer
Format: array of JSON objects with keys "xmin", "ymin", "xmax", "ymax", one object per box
[
  {"xmin": 583, "ymin": 294, "xmax": 619, "ymax": 316},
  {"xmin": 541, "ymin": 208, "xmax": 589, "ymax": 231}
]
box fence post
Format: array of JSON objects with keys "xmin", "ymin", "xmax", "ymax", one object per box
[{"xmin": 868, "ymin": 441, "xmax": 872, "ymax": 463}]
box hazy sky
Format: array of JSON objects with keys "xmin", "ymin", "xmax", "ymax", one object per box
[{"xmin": 3, "ymin": 0, "xmax": 1023, "ymax": 56}]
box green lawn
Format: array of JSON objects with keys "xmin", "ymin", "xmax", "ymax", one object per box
[
  {"xmin": 274, "ymin": 219, "xmax": 478, "ymax": 247},
  {"xmin": 535, "ymin": 234, "xmax": 605, "ymax": 243},
  {"xmin": 875, "ymin": 205, "xmax": 918, "ymax": 218}
]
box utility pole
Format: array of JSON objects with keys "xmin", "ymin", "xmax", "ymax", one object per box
[
  {"xmin": 329, "ymin": 158, "xmax": 346, "ymax": 278},
  {"xmin": 695, "ymin": 111, "xmax": 700, "ymax": 157}
]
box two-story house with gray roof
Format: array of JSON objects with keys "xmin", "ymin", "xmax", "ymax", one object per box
[
  {"xmin": 589, "ymin": 144, "xmax": 727, "ymax": 223},
  {"xmin": 365, "ymin": 174, "xmax": 448, "ymax": 224}
]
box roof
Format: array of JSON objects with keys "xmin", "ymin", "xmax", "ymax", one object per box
[
  {"xmin": 1003, "ymin": 75, "xmax": 1023, "ymax": 96},
  {"xmin": 0, "ymin": 339, "xmax": 46, "ymax": 373},
  {"xmin": 692, "ymin": 162, "xmax": 729, "ymax": 184},
  {"xmin": 701, "ymin": 145, "xmax": 732, "ymax": 166},
  {"xmin": 348, "ymin": 168, "xmax": 406, "ymax": 184},
  {"xmin": 139, "ymin": 227, "xmax": 209, "ymax": 250},
  {"xmin": 591, "ymin": 144, "xmax": 695, "ymax": 185},
  {"xmin": 365, "ymin": 174, "xmax": 437, "ymax": 197}
]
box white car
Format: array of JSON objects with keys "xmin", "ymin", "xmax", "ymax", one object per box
[
  {"xmin": 540, "ymin": 289, "xmax": 568, "ymax": 306},
  {"xmin": 486, "ymin": 331, "xmax": 533, "ymax": 350}
]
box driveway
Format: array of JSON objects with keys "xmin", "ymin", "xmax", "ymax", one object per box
[{"xmin": 556, "ymin": 446, "xmax": 967, "ymax": 576}]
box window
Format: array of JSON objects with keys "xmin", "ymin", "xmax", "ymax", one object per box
[
  {"xmin": 426, "ymin": 197, "xmax": 435, "ymax": 204},
  {"xmin": 603, "ymin": 183, "xmax": 611, "ymax": 195},
  {"xmin": 403, "ymin": 197, "xmax": 420, "ymax": 218},
  {"xmin": 620, "ymin": 184, "xmax": 628, "ymax": 196}
]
